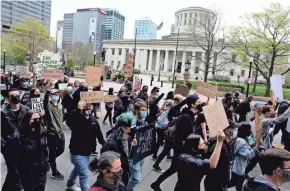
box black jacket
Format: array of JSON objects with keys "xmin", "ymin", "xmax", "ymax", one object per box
[
  {"xmin": 238, "ymin": 99, "xmax": 251, "ymax": 116},
  {"xmin": 114, "ymin": 97, "xmax": 125, "ymax": 117},
  {"xmin": 175, "ymin": 153, "xmax": 211, "ymax": 191},
  {"xmin": 168, "ymin": 99, "xmax": 187, "ymax": 121},
  {"xmin": 243, "ymin": 177, "xmax": 279, "ymax": 191},
  {"xmin": 204, "ymin": 138, "xmax": 231, "ymax": 190},
  {"xmin": 146, "ymin": 93, "xmax": 164, "ymax": 124},
  {"xmin": 62, "ymin": 94, "xmax": 75, "ymax": 112},
  {"xmin": 67, "ymin": 110, "xmax": 105, "ymax": 156}
]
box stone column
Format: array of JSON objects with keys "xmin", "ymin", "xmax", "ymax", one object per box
[
  {"xmin": 135, "ymin": 49, "xmax": 140, "ymax": 69},
  {"xmin": 148, "ymin": 49, "xmax": 153, "ymax": 71},
  {"xmin": 181, "ymin": 51, "xmax": 186, "ymax": 72},
  {"xmin": 164, "ymin": 50, "xmax": 169, "ymax": 72},
  {"xmin": 142, "ymin": 50, "xmax": 148, "ymax": 71},
  {"xmin": 155, "ymin": 49, "xmax": 161, "ymax": 72},
  {"xmin": 191, "ymin": 51, "xmax": 195, "ymax": 75},
  {"xmin": 107, "ymin": 48, "xmax": 112, "ymax": 66},
  {"xmin": 122, "ymin": 48, "xmax": 126, "ymax": 64},
  {"xmin": 172, "ymin": 51, "xmax": 176, "ymax": 73}
]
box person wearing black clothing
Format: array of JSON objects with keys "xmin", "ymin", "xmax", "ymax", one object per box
[
  {"xmin": 73, "ymin": 84, "xmax": 89, "ymax": 109},
  {"xmin": 25, "ymin": 88, "xmax": 41, "ymax": 109},
  {"xmin": 224, "ymin": 103, "xmax": 233, "ymax": 120},
  {"xmin": 103, "ymin": 88, "xmax": 114, "ymax": 126},
  {"xmin": 232, "ymin": 92, "xmax": 240, "ymax": 121},
  {"xmin": 137, "ymin": 85, "xmax": 149, "ymax": 101},
  {"xmin": 61, "ymin": 86, "xmax": 75, "ymax": 120},
  {"xmin": 66, "ymin": 100, "xmax": 106, "ymax": 191},
  {"xmin": 151, "ymin": 94, "xmax": 199, "ymax": 191},
  {"xmin": 1, "ymin": 88, "xmax": 31, "ymax": 191},
  {"xmin": 11, "ymin": 74, "xmax": 21, "ymax": 89},
  {"xmin": 146, "ymin": 93, "xmax": 164, "ymax": 124},
  {"xmin": 222, "ymin": 93, "xmax": 233, "ymax": 106},
  {"xmin": 18, "ymin": 111, "xmax": 49, "ymax": 191},
  {"xmin": 175, "ymin": 131, "xmax": 225, "ymax": 191},
  {"xmin": 165, "ymin": 91, "xmax": 174, "ymax": 100},
  {"xmin": 243, "ymin": 148, "xmax": 290, "ymax": 191},
  {"xmin": 18, "ymin": 78, "xmax": 33, "ymax": 105},
  {"xmin": 194, "ymin": 102, "xmax": 209, "ymax": 142},
  {"xmin": 113, "ymin": 91, "xmax": 127, "ymax": 124},
  {"xmin": 237, "ymin": 96, "xmax": 253, "ymax": 122}
]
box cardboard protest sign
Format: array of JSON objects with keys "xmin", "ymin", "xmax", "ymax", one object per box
[
  {"xmin": 202, "ymin": 101, "xmax": 229, "ymax": 137},
  {"xmin": 134, "ymin": 77, "xmax": 141, "ymax": 91},
  {"xmin": 37, "ymin": 50, "xmax": 62, "ymax": 69},
  {"xmin": 33, "ymin": 63, "xmax": 45, "ymax": 80},
  {"xmin": 254, "ymin": 111, "xmax": 263, "ymax": 146},
  {"xmin": 85, "ymin": 66, "xmax": 103, "ymax": 86},
  {"xmin": 31, "ymin": 93, "xmax": 45, "ymax": 113},
  {"xmin": 80, "ymin": 91, "xmax": 104, "ymax": 103},
  {"xmin": 133, "ymin": 123, "xmax": 156, "ymax": 164},
  {"xmin": 16, "ymin": 66, "xmax": 28, "ymax": 74},
  {"xmin": 58, "ymin": 83, "xmax": 68, "ymax": 90},
  {"xmin": 196, "ymin": 81, "xmax": 218, "ymax": 99},
  {"xmin": 19, "ymin": 90, "xmax": 31, "ymax": 105},
  {"xmin": 43, "ymin": 69, "xmax": 64, "ymax": 80},
  {"xmin": 270, "ymin": 74, "xmax": 283, "ymax": 101},
  {"xmin": 174, "ymin": 84, "xmax": 189, "ymax": 97},
  {"xmin": 104, "ymin": 95, "xmax": 117, "ymax": 102},
  {"xmin": 19, "ymin": 73, "xmax": 32, "ymax": 79}
]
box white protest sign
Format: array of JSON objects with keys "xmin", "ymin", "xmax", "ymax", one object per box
[
  {"xmin": 270, "ymin": 74, "xmax": 283, "ymax": 101},
  {"xmin": 31, "ymin": 93, "xmax": 45, "ymax": 113},
  {"xmin": 37, "ymin": 50, "xmax": 62, "ymax": 69},
  {"xmin": 33, "ymin": 63, "xmax": 45, "ymax": 80},
  {"xmin": 58, "ymin": 83, "xmax": 68, "ymax": 90},
  {"xmin": 19, "ymin": 90, "xmax": 31, "ymax": 104},
  {"xmin": 16, "ymin": 66, "xmax": 28, "ymax": 74}
]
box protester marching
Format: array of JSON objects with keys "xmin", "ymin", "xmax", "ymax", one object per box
[{"xmin": 1, "ymin": 63, "xmax": 290, "ymax": 191}]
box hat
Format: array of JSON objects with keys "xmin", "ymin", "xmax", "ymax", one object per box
[
  {"xmin": 186, "ymin": 94, "xmax": 200, "ymax": 106},
  {"xmin": 226, "ymin": 120, "xmax": 242, "ymax": 130},
  {"xmin": 51, "ymin": 89, "xmax": 59, "ymax": 94}
]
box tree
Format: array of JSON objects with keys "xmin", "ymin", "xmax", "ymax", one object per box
[
  {"xmin": 72, "ymin": 42, "xmax": 94, "ymax": 69},
  {"xmin": 2, "ymin": 18, "xmax": 52, "ymax": 64},
  {"xmin": 66, "ymin": 57, "xmax": 76, "ymax": 69},
  {"xmin": 230, "ymin": 3, "xmax": 290, "ymax": 96},
  {"xmin": 187, "ymin": 8, "xmax": 229, "ymax": 82}
]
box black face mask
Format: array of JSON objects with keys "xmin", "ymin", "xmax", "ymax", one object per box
[
  {"xmin": 33, "ymin": 94, "xmax": 40, "ymax": 98},
  {"xmin": 10, "ymin": 95, "xmax": 20, "ymax": 104},
  {"xmin": 143, "ymin": 89, "xmax": 148, "ymax": 92},
  {"xmin": 83, "ymin": 109, "xmax": 92, "ymax": 116},
  {"xmin": 196, "ymin": 104, "xmax": 203, "ymax": 112},
  {"xmin": 128, "ymin": 86, "xmax": 133, "ymax": 91}
]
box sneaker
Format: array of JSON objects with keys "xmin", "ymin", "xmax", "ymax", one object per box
[
  {"xmin": 151, "ymin": 182, "xmax": 162, "ymax": 191},
  {"xmin": 152, "ymin": 155, "xmax": 157, "ymax": 161},
  {"xmin": 153, "ymin": 165, "xmax": 164, "ymax": 173},
  {"xmin": 51, "ymin": 171, "xmax": 64, "ymax": 180},
  {"xmin": 66, "ymin": 185, "xmax": 81, "ymax": 191},
  {"xmin": 91, "ymin": 151, "xmax": 98, "ymax": 156}
]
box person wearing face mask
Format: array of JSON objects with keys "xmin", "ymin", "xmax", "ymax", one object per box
[
  {"xmin": 137, "ymin": 85, "xmax": 149, "ymax": 101},
  {"xmin": 11, "ymin": 74, "xmax": 21, "ymax": 89},
  {"xmin": 73, "ymin": 83, "xmax": 89, "ymax": 109},
  {"xmin": 204, "ymin": 120, "xmax": 239, "ymax": 191},
  {"xmin": 174, "ymin": 130, "xmax": 225, "ymax": 191},
  {"xmin": 43, "ymin": 88, "xmax": 65, "ymax": 180},
  {"xmin": 1, "ymin": 88, "xmax": 31, "ymax": 191},
  {"xmin": 101, "ymin": 112, "xmax": 137, "ymax": 186},
  {"xmin": 228, "ymin": 123, "xmax": 262, "ymax": 191},
  {"xmin": 194, "ymin": 102, "xmax": 209, "ymax": 144},
  {"xmin": 18, "ymin": 112, "xmax": 49, "ymax": 191},
  {"xmin": 72, "ymin": 80, "xmax": 80, "ymax": 94},
  {"xmin": 25, "ymin": 88, "xmax": 41, "ymax": 109},
  {"xmin": 62, "ymin": 86, "xmax": 75, "ymax": 120},
  {"xmin": 19, "ymin": 78, "xmax": 33, "ymax": 105},
  {"xmin": 89, "ymin": 151, "xmax": 128, "ymax": 191},
  {"xmin": 66, "ymin": 100, "xmax": 105, "ymax": 191},
  {"xmin": 113, "ymin": 90, "xmax": 127, "ymax": 124},
  {"xmin": 243, "ymin": 148, "xmax": 290, "ymax": 191}
]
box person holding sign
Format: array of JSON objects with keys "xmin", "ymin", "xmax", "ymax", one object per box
[
  {"xmin": 103, "ymin": 88, "xmax": 115, "ymax": 126},
  {"xmin": 18, "ymin": 78, "xmax": 32, "ymax": 105},
  {"xmin": 174, "ymin": 129, "xmax": 225, "ymax": 191}
]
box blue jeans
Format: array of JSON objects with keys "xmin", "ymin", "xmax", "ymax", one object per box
[
  {"xmin": 67, "ymin": 154, "xmax": 90, "ymax": 191},
  {"xmin": 127, "ymin": 159, "xmax": 145, "ymax": 191}
]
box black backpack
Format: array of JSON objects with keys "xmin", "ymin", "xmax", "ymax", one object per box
[{"xmin": 164, "ymin": 117, "xmax": 180, "ymax": 140}]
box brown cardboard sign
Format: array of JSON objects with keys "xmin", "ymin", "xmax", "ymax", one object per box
[
  {"xmin": 255, "ymin": 111, "xmax": 263, "ymax": 146},
  {"xmin": 43, "ymin": 69, "xmax": 64, "ymax": 80},
  {"xmin": 80, "ymin": 91, "xmax": 104, "ymax": 103},
  {"xmin": 196, "ymin": 81, "xmax": 218, "ymax": 99},
  {"xmin": 174, "ymin": 84, "xmax": 189, "ymax": 97},
  {"xmin": 202, "ymin": 101, "xmax": 229, "ymax": 137},
  {"xmin": 19, "ymin": 73, "xmax": 32, "ymax": 79},
  {"xmin": 86, "ymin": 66, "xmax": 102, "ymax": 86},
  {"xmin": 104, "ymin": 95, "xmax": 117, "ymax": 102}
]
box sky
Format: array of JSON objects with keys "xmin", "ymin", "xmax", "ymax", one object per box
[{"xmin": 50, "ymin": 0, "xmax": 290, "ymax": 39}]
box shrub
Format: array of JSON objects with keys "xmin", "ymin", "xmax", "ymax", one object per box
[
  {"xmin": 133, "ymin": 69, "xmax": 140, "ymax": 74},
  {"xmin": 212, "ymin": 75, "xmax": 231, "ymax": 82}
]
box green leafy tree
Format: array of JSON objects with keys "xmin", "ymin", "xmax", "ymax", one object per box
[
  {"xmin": 66, "ymin": 57, "xmax": 76, "ymax": 69},
  {"xmin": 230, "ymin": 3, "xmax": 290, "ymax": 96},
  {"xmin": 72, "ymin": 42, "xmax": 94, "ymax": 69},
  {"xmin": 2, "ymin": 18, "xmax": 52, "ymax": 64}
]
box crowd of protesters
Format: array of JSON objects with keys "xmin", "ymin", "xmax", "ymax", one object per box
[{"xmin": 1, "ymin": 72, "xmax": 290, "ymax": 191}]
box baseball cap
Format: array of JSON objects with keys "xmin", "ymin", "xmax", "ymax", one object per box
[{"xmin": 186, "ymin": 94, "xmax": 200, "ymax": 106}]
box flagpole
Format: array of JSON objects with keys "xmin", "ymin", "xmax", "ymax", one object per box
[
  {"xmin": 133, "ymin": 28, "xmax": 137, "ymax": 81},
  {"xmin": 172, "ymin": 28, "xmax": 179, "ymax": 88}
]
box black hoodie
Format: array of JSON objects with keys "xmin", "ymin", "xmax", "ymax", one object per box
[{"xmin": 243, "ymin": 177, "xmax": 279, "ymax": 191}]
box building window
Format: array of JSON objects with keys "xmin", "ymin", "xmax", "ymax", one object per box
[
  {"xmin": 189, "ymin": 13, "xmax": 192, "ymax": 25},
  {"xmin": 184, "ymin": 13, "xmax": 187, "ymax": 25},
  {"xmin": 232, "ymin": 54, "xmax": 236, "ymax": 62},
  {"xmin": 230, "ymin": 69, "xmax": 234, "ymax": 76},
  {"xmin": 112, "ymin": 49, "xmax": 115, "ymax": 55},
  {"xmin": 241, "ymin": 70, "xmax": 245, "ymax": 77},
  {"xmin": 119, "ymin": 49, "xmax": 122, "ymax": 55},
  {"xmin": 118, "ymin": 61, "xmax": 121, "ymax": 69},
  {"xmin": 126, "ymin": 49, "xmax": 129, "ymax": 55},
  {"xmin": 111, "ymin": 61, "xmax": 114, "ymax": 66},
  {"xmin": 195, "ymin": 67, "xmax": 199, "ymax": 74}
]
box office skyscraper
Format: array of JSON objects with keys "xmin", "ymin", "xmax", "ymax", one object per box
[
  {"xmin": 1, "ymin": 1, "xmax": 51, "ymax": 35},
  {"xmin": 135, "ymin": 18, "xmax": 157, "ymax": 40},
  {"xmin": 104, "ymin": 8, "xmax": 125, "ymax": 40}
]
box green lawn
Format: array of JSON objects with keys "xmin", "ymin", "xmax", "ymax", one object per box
[{"xmin": 170, "ymin": 80, "xmax": 290, "ymax": 99}]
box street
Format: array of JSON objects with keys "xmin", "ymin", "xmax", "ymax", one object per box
[{"xmin": 1, "ymin": 78, "xmax": 290, "ymax": 191}]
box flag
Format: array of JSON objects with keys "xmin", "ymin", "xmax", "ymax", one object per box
[{"xmin": 157, "ymin": 22, "xmax": 163, "ymax": 30}]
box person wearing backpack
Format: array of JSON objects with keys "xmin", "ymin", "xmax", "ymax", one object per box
[
  {"xmin": 204, "ymin": 120, "xmax": 238, "ymax": 191},
  {"xmin": 151, "ymin": 94, "xmax": 199, "ymax": 191}
]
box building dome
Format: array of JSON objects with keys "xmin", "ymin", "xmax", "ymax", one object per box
[{"xmin": 173, "ymin": 6, "xmax": 215, "ymax": 34}]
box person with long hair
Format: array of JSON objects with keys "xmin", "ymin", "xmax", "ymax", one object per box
[
  {"xmin": 18, "ymin": 111, "xmax": 49, "ymax": 191},
  {"xmin": 103, "ymin": 88, "xmax": 114, "ymax": 126},
  {"xmin": 89, "ymin": 151, "xmax": 127, "ymax": 191}
]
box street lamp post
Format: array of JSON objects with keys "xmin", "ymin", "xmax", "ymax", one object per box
[
  {"xmin": 246, "ymin": 56, "xmax": 254, "ymax": 98},
  {"xmin": 93, "ymin": 51, "xmax": 96, "ymax": 66},
  {"xmin": 3, "ymin": 49, "xmax": 6, "ymax": 73}
]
